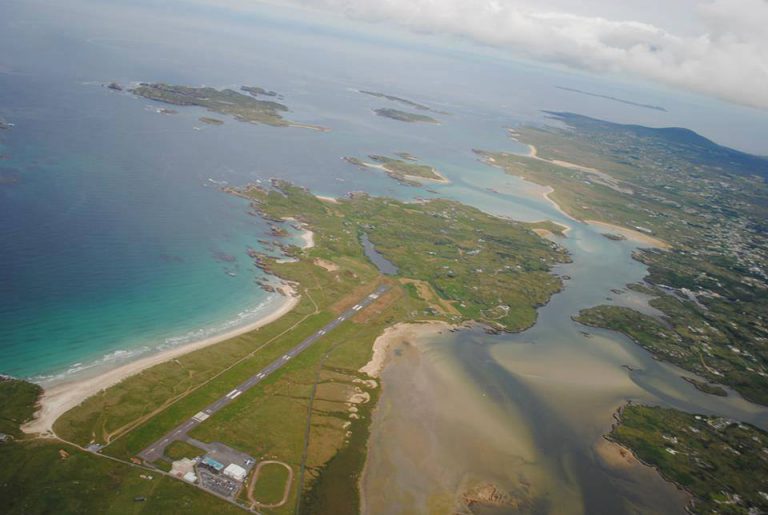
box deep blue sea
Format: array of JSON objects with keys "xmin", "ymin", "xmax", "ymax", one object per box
[{"xmin": 1, "ymin": 0, "xmax": 767, "ymax": 383}]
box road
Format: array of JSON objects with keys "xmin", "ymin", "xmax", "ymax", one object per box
[{"xmin": 138, "ymin": 284, "xmax": 389, "ymax": 463}]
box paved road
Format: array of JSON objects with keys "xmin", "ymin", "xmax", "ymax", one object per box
[{"xmin": 138, "ymin": 285, "xmax": 389, "ymax": 463}]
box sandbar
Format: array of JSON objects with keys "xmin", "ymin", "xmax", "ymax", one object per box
[{"xmin": 586, "ymin": 220, "xmax": 670, "ymax": 249}]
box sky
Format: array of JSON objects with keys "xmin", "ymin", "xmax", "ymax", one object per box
[{"xmin": 259, "ymin": 0, "xmax": 768, "ymax": 110}]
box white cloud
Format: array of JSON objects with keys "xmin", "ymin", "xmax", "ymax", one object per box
[{"xmin": 283, "ymin": 0, "xmax": 768, "ymax": 109}]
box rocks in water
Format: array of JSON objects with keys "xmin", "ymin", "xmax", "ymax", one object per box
[{"xmin": 461, "ymin": 482, "xmax": 532, "ymax": 511}]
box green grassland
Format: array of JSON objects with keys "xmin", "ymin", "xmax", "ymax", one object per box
[
  {"xmin": 42, "ymin": 181, "xmax": 567, "ymax": 513},
  {"xmin": 478, "ymin": 113, "xmax": 768, "ymax": 405},
  {"xmin": 610, "ymin": 404, "xmax": 768, "ymax": 514},
  {"xmin": 0, "ymin": 377, "xmax": 42, "ymax": 437},
  {"xmin": 165, "ymin": 440, "xmax": 203, "ymax": 461},
  {"xmin": 0, "ymin": 379, "xmax": 242, "ymax": 515},
  {"xmin": 251, "ymin": 463, "xmax": 290, "ymax": 505},
  {"xmin": 130, "ymin": 83, "xmax": 291, "ymax": 126}
]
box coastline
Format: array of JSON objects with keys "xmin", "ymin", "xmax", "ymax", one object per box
[
  {"xmin": 23, "ymin": 290, "xmax": 300, "ymax": 436},
  {"xmin": 23, "ymin": 218, "xmax": 316, "ymax": 436},
  {"xmin": 540, "ymin": 186, "xmax": 579, "ymax": 223}
]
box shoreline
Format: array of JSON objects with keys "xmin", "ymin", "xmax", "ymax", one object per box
[
  {"xmin": 540, "ymin": 186, "xmax": 579, "ymax": 223},
  {"xmin": 23, "ymin": 213, "xmax": 316, "ymax": 436},
  {"xmin": 23, "ymin": 289, "xmax": 300, "ymax": 436},
  {"xmin": 358, "ymin": 320, "xmax": 452, "ymax": 515}
]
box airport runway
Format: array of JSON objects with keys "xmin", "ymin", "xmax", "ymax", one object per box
[{"xmin": 138, "ymin": 284, "xmax": 389, "ymax": 463}]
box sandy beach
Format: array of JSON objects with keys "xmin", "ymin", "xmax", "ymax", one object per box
[
  {"xmin": 23, "ymin": 289, "xmax": 300, "ymax": 436},
  {"xmin": 586, "ymin": 219, "xmax": 670, "ymax": 249},
  {"xmin": 300, "ymin": 227, "xmax": 315, "ymax": 249}
]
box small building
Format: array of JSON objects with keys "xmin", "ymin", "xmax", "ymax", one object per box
[
  {"xmin": 182, "ymin": 471, "xmax": 197, "ymax": 484},
  {"xmin": 201, "ymin": 456, "xmax": 225, "ymax": 473},
  {"xmin": 222, "ymin": 463, "xmax": 247, "ymax": 482}
]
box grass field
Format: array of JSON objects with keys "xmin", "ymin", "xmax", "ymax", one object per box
[{"xmin": 251, "ymin": 463, "xmax": 291, "ymax": 506}]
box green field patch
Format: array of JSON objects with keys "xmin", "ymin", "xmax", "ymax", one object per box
[
  {"xmin": 251, "ymin": 462, "xmax": 291, "ymax": 506},
  {"xmin": 164, "ymin": 440, "xmax": 203, "ymax": 461}
]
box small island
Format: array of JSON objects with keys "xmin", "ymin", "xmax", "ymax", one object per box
[
  {"xmin": 344, "ymin": 153, "xmax": 449, "ymax": 185},
  {"xmin": 240, "ymin": 85, "xmax": 278, "ymax": 98},
  {"xmin": 373, "ymin": 108, "xmax": 440, "ymax": 124},
  {"xmin": 199, "ymin": 117, "xmax": 224, "ymax": 126}
]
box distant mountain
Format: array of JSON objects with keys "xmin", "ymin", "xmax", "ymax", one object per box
[{"xmin": 545, "ymin": 111, "xmax": 768, "ymax": 179}]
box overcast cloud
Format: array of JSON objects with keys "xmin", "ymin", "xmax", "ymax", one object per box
[{"xmin": 284, "ymin": 0, "xmax": 768, "ymax": 109}]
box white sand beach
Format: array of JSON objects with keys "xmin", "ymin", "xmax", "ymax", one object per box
[
  {"xmin": 586, "ymin": 219, "xmax": 670, "ymax": 249},
  {"xmin": 23, "ymin": 290, "xmax": 300, "ymax": 436}
]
